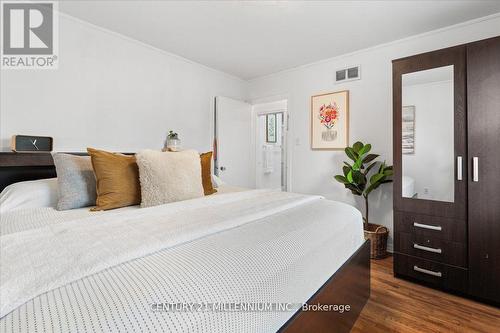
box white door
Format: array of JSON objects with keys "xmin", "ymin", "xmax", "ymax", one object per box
[{"xmin": 215, "ymin": 96, "xmax": 254, "ymax": 188}]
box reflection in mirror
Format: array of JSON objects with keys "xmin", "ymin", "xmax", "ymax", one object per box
[{"xmin": 402, "ymin": 65, "xmax": 454, "ymax": 203}]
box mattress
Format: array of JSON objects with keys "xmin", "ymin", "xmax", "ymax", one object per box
[{"xmin": 0, "ymin": 189, "xmax": 364, "ymax": 333}]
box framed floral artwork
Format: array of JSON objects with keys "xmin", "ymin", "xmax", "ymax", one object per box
[{"xmin": 310, "ymin": 90, "xmax": 349, "ymax": 150}]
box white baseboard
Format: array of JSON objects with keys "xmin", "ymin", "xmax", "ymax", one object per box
[{"xmin": 387, "ymin": 241, "xmax": 394, "ymax": 253}]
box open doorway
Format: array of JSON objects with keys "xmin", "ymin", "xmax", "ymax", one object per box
[{"xmin": 253, "ymin": 100, "xmax": 288, "ymax": 191}]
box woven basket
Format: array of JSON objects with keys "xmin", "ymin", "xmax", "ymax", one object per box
[{"xmin": 364, "ymin": 223, "xmax": 389, "ymax": 259}]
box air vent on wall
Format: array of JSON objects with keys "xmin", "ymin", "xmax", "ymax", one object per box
[{"xmin": 335, "ymin": 65, "xmax": 361, "ymax": 83}]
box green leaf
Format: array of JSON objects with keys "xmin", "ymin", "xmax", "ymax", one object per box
[
  {"xmin": 345, "ymin": 184, "xmax": 362, "ymax": 196},
  {"xmin": 343, "ymin": 166, "xmax": 350, "ymax": 177},
  {"xmin": 352, "ymin": 170, "xmax": 366, "ymax": 185},
  {"xmin": 344, "ymin": 161, "xmax": 353, "ymax": 169},
  {"xmin": 365, "ymin": 182, "xmax": 381, "ymax": 196},
  {"xmin": 352, "ymin": 141, "xmax": 363, "ymax": 153},
  {"xmin": 383, "ymin": 169, "xmax": 393, "ymax": 177},
  {"xmin": 362, "ymin": 154, "xmax": 379, "ymax": 164},
  {"xmin": 345, "ymin": 147, "xmax": 358, "ymax": 162},
  {"xmin": 370, "ymin": 173, "xmax": 385, "ymax": 185},
  {"xmin": 359, "ymin": 143, "xmax": 372, "ymax": 156},
  {"xmin": 378, "ymin": 161, "xmax": 392, "ymax": 174},
  {"xmin": 334, "ymin": 175, "xmax": 348, "ymax": 184},
  {"xmin": 365, "ymin": 161, "xmax": 378, "ymax": 174},
  {"xmin": 353, "ymin": 156, "xmax": 363, "ymax": 171},
  {"xmin": 347, "ymin": 170, "xmax": 353, "ymax": 183}
]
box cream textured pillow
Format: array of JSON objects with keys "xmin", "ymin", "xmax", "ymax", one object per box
[{"xmin": 136, "ymin": 149, "xmax": 204, "ymax": 207}]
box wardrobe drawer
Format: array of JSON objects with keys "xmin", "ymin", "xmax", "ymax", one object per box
[
  {"xmin": 394, "ymin": 253, "xmax": 467, "ymax": 293},
  {"xmin": 394, "ymin": 211, "xmax": 466, "ymax": 243},
  {"xmin": 395, "ymin": 232, "xmax": 467, "ymax": 267}
]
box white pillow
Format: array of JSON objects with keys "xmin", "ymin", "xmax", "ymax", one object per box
[
  {"xmin": 0, "ymin": 178, "xmax": 58, "ymax": 213},
  {"xmin": 136, "ymin": 149, "xmax": 204, "ymax": 207}
]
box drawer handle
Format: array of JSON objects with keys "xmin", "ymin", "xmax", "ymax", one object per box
[
  {"xmin": 413, "ymin": 222, "xmax": 442, "ymax": 231},
  {"xmin": 413, "ymin": 265, "xmax": 442, "ymax": 277},
  {"xmin": 413, "ymin": 243, "xmax": 442, "ymax": 254}
]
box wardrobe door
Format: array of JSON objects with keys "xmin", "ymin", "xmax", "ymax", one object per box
[
  {"xmin": 393, "ymin": 46, "xmax": 467, "ymax": 220},
  {"xmin": 467, "ymin": 36, "xmax": 500, "ymax": 303}
]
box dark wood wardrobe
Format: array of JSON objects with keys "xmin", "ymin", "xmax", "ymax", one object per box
[{"xmin": 392, "ymin": 36, "xmax": 500, "ymax": 305}]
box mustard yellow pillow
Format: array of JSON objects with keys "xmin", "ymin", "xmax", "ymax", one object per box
[
  {"xmin": 87, "ymin": 148, "xmax": 141, "ymax": 211},
  {"xmin": 200, "ymin": 152, "xmax": 217, "ymax": 195}
]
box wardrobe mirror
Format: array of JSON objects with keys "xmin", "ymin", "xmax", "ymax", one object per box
[{"xmin": 401, "ymin": 65, "xmax": 454, "ymax": 202}]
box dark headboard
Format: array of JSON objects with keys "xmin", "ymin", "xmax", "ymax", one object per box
[
  {"xmin": 0, "ymin": 152, "xmax": 58, "ymax": 192},
  {"xmin": 0, "ymin": 152, "xmax": 132, "ymax": 192}
]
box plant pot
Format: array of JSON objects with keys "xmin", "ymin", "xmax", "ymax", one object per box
[
  {"xmin": 364, "ymin": 223, "xmax": 389, "ymax": 259},
  {"xmin": 164, "ymin": 137, "xmax": 181, "ymax": 152}
]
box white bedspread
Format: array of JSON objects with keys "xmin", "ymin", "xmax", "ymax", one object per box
[{"xmin": 0, "ymin": 190, "xmax": 364, "ymax": 333}]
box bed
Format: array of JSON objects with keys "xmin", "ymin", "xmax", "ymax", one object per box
[{"xmin": 0, "ymin": 152, "xmax": 369, "ymax": 333}]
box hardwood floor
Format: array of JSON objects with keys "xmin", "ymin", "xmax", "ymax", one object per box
[{"xmin": 351, "ymin": 256, "xmax": 500, "ymax": 333}]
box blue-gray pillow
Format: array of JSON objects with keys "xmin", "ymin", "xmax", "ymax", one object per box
[{"xmin": 53, "ymin": 153, "xmax": 96, "ymax": 210}]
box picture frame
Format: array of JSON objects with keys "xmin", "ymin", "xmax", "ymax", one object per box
[
  {"xmin": 311, "ymin": 90, "xmax": 349, "ymax": 150},
  {"xmin": 402, "ymin": 105, "xmax": 415, "ymax": 154},
  {"xmin": 266, "ymin": 113, "xmax": 277, "ymax": 143}
]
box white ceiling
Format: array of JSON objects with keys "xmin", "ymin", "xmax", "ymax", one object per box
[{"xmin": 58, "ymin": 1, "xmax": 500, "ymax": 80}]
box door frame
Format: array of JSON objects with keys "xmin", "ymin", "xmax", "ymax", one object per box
[{"xmin": 252, "ymin": 100, "xmax": 290, "ymax": 191}]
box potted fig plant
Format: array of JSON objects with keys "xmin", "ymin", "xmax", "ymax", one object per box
[{"xmin": 334, "ymin": 141, "xmax": 393, "ymax": 259}]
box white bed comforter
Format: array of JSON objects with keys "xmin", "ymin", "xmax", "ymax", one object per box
[{"xmin": 0, "ymin": 190, "xmax": 364, "ymax": 333}]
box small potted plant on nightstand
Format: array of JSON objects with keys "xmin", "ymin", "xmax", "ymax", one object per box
[
  {"xmin": 163, "ymin": 130, "xmax": 181, "ymax": 152},
  {"xmin": 334, "ymin": 141, "xmax": 393, "ymax": 259}
]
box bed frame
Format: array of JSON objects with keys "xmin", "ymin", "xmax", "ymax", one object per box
[
  {"xmin": 0, "ymin": 151, "xmax": 370, "ymax": 333},
  {"xmin": 280, "ymin": 239, "xmax": 370, "ymax": 333}
]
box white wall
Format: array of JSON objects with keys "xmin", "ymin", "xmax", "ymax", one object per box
[
  {"xmin": 402, "ymin": 80, "xmax": 454, "ymax": 202},
  {"xmin": 247, "ymin": 15, "xmax": 500, "ymax": 250},
  {"xmin": 0, "ymin": 13, "xmax": 247, "ymax": 153}
]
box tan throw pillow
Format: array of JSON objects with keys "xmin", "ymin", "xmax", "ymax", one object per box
[
  {"xmin": 87, "ymin": 148, "xmax": 141, "ymax": 211},
  {"xmin": 136, "ymin": 149, "xmax": 204, "ymax": 207},
  {"xmin": 200, "ymin": 152, "xmax": 217, "ymax": 195}
]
